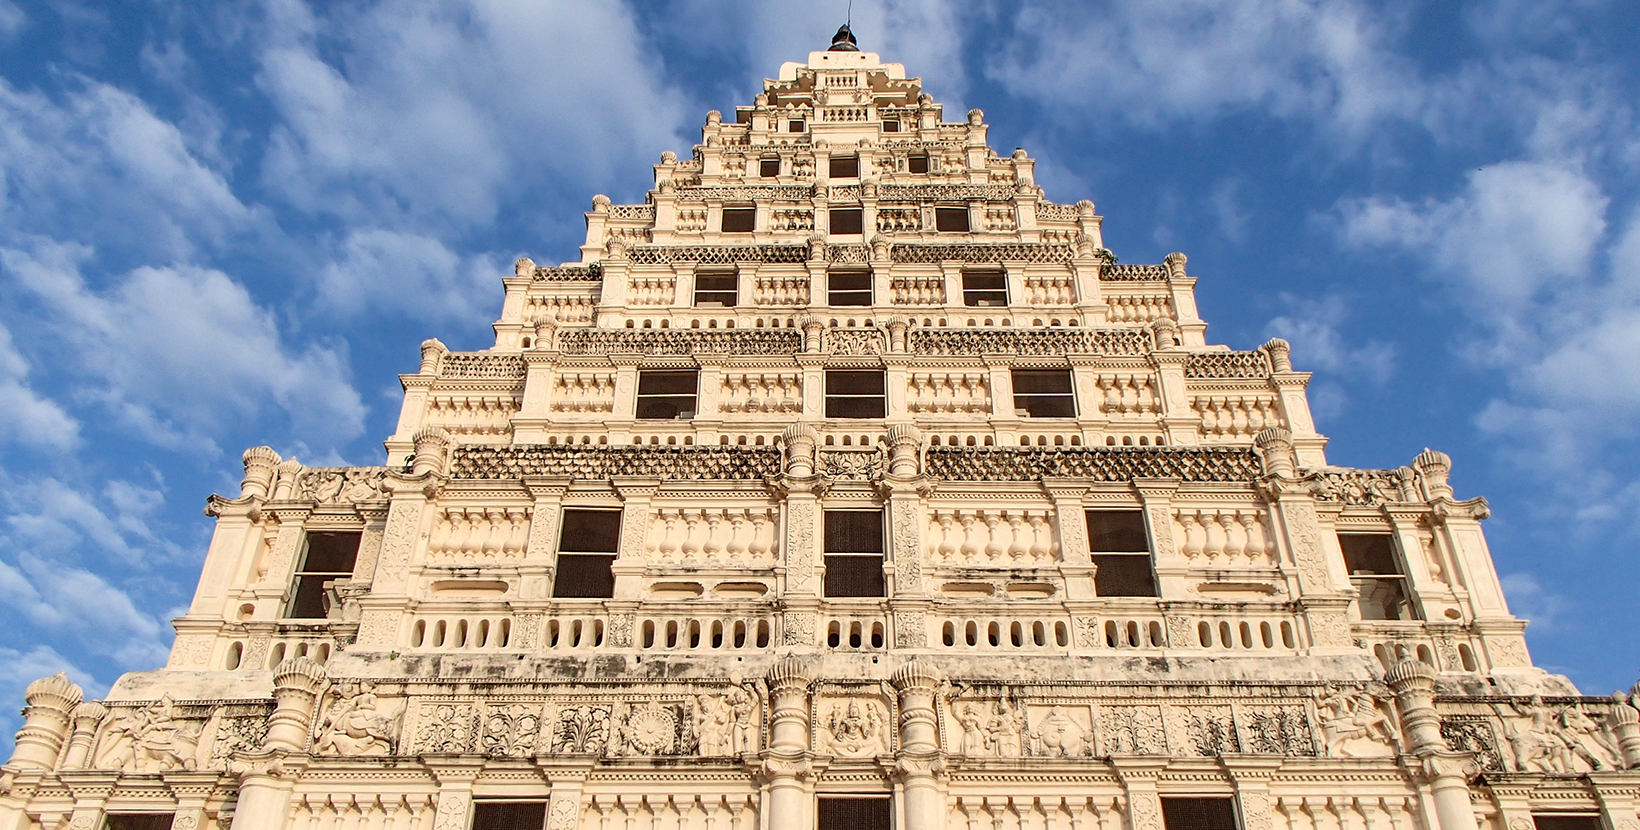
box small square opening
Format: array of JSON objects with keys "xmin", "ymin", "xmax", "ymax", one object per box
[
  {"xmin": 830, "ymin": 208, "xmax": 864, "ymax": 235},
  {"xmin": 760, "ymin": 157, "xmax": 781, "ymax": 177},
  {"xmin": 721, "ymin": 207, "xmax": 755, "ymax": 233},
  {"xmin": 908, "ymin": 154, "xmax": 929, "ymax": 174},
  {"xmin": 935, "ymin": 206, "xmax": 970, "ymax": 232},
  {"xmin": 830, "ymin": 156, "xmax": 860, "ymax": 179}
]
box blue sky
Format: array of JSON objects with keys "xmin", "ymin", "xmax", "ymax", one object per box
[{"xmin": 1, "ymin": 0, "xmax": 1638, "ymax": 740}]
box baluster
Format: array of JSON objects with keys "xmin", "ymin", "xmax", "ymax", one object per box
[
  {"xmin": 937, "ymin": 513, "xmax": 958, "ymax": 562},
  {"xmin": 1006, "ymin": 513, "xmax": 1029, "ymax": 561},
  {"xmin": 480, "ymin": 509, "xmax": 505, "ymax": 556},
  {"xmin": 983, "ymin": 512, "xmax": 1006, "ymax": 561},
  {"xmin": 680, "ymin": 510, "xmax": 703, "ymax": 562},
  {"xmin": 702, "ymin": 511, "xmax": 724, "ymax": 561},
  {"xmin": 1202, "ymin": 510, "xmax": 1228, "ymax": 561},
  {"xmin": 1241, "ymin": 511, "xmax": 1268, "ymax": 563},
  {"xmin": 1180, "ymin": 511, "xmax": 1206, "ymax": 559},
  {"xmin": 657, "ymin": 510, "xmax": 680, "ymax": 561},
  {"xmin": 1221, "ymin": 511, "xmax": 1246, "ymax": 563},
  {"xmin": 1028, "ymin": 513, "xmax": 1053, "ymax": 563},
  {"xmin": 725, "ymin": 511, "xmax": 747, "ymax": 562},
  {"xmin": 505, "ymin": 508, "xmax": 528, "ymax": 555},
  {"xmin": 958, "ymin": 512, "xmax": 982, "ymax": 563}
]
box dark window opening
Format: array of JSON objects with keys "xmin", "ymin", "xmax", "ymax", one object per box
[
  {"xmin": 962, "ymin": 269, "xmax": 1008, "ymax": 307},
  {"xmin": 694, "ymin": 271, "xmax": 737, "ymax": 307},
  {"xmin": 1162, "ymin": 798, "xmax": 1240, "ymax": 830},
  {"xmin": 554, "ymin": 510, "xmax": 620, "ymax": 599},
  {"xmin": 828, "ymin": 269, "xmax": 873, "ymax": 306},
  {"xmin": 789, "ymin": 120, "xmax": 805, "ymax": 133},
  {"xmin": 635, "ymin": 370, "xmax": 698, "ymax": 419},
  {"xmin": 721, "ymin": 207, "xmax": 756, "ymax": 233},
  {"xmin": 830, "ymin": 155, "xmax": 860, "ymax": 179},
  {"xmin": 825, "ymin": 370, "xmax": 886, "ymax": 419},
  {"xmin": 288, "ymin": 531, "xmax": 361, "ymax": 619},
  {"xmin": 830, "ymin": 208, "xmax": 864, "ymax": 235},
  {"xmin": 908, "ymin": 154, "xmax": 930, "ymax": 174},
  {"xmin": 760, "ymin": 157, "xmax": 781, "ymax": 177},
  {"xmin": 1533, "ymin": 817, "xmax": 1604, "ymax": 830},
  {"xmin": 1086, "ymin": 510, "xmax": 1157, "ymax": 597},
  {"xmin": 935, "ymin": 206, "xmax": 970, "ymax": 232},
  {"xmin": 472, "ymin": 801, "xmax": 548, "ymax": 830},
  {"xmin": 104, "ymin": 815, "xmax": 176, "ymax": 830},
  {"xmin": 882, "ymin": 120, "xmax": 900, "ymax": 133},
  {"xmin": 825, "ymin": 511, "xmax": 885, "ymax": 598},
  {"xmin": 819, "ymin": 797, "xmax": 892, "ymax": 830},
  {"xmin": 1340, "ymin": 533, "xmax": 1415, "ymax": 621},
  {"xmin": 1013, "ymin": 369, "xmax": 1076, "ymax": 417}
]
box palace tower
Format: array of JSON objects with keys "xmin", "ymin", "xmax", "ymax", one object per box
[{"xmin": 6, "ymin": 29, "xmax": 1638, "ymax": 830}]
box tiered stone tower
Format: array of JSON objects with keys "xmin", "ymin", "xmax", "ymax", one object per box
[{"xmin": 6, "ymin": 30, "xmax": 1639, "ymax": 830}]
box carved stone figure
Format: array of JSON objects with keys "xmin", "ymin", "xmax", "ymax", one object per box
[
  {"xmin": 1502, "ymin": 696, "xmax": 1575, "ymax": 773},
  {"xmin": 1033, "ymin": 706, "xmax": 1088, "ymax": 757},
  {"xmin": 820, "ymin": 699, "xmax": 888, "ymax": 757},
  {"xmin": 95, "ymin": 697, "xmax": 200, "ymax": 773},
  {"xmin": 314, "ymin": 683, "xmax": 399, "ymax": 756},
  {"xmin": 695, "ymin": 688, "xmax": 754, "ymax": 756},
  {"xmin": 955, "ymin": 703, "xmax": 989, "ymax": 755},
  {"xmin": 1314, "ymin": 685, "xmax": 1398, "ymax": 757},
  {"xmin": 988, "ymin": 700, "xmax": 1026, "ymax": 756},
  {"xmin": 1557, "ymin": 704, "xmax": 1619, "ymax": 770}
]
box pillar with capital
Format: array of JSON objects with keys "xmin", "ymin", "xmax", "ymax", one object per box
[
  {"xmin": 228, "ymin": 657, "xmax": 327, "ymax": 830},
  {"xmin": 760, "ymin": 657, "xmax": 815, "ymax": 830},
  {"xmin": 1384, "ymin": 659, "xmax": 1479, "ymax": 830},
  {"xmin": 891, "ymin": 662, "xmax": 946, "ymax": 830}
]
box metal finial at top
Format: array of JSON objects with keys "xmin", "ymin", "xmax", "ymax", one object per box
[{"xmin": 829, "ymin": 24, "xmax": 859, "ymax": 51}]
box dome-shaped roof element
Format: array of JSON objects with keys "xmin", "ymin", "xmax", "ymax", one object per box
[{"xmin": 829, "ymin": 24, "xmax": 859, "ymax": 51}]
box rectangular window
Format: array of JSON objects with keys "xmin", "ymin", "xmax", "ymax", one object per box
[
  {"xmin": 694, "ymin": 270, "xmax": 737, "ymax": 307},
  {"xmin": 882, "ymin": 120, "xmax": 900, "ymax": 133},
  {"xmin": 1533, "ymin": 817, "xmax": 1604, "ymax": 830},
  {"xmin": 789, "ymin": 120, "xmax": 805, "ymax": 133},
  {"xmin": 760, "ymin": 157, "xmax": 781, "ymax": 177},
  {"xmin": 553, "ymin": 510, "xmax": 620, "ymax": 599},
  {"xmin": 721, "ymin": 206, "xmax": 756, "ymax": 233},
  {"xmin": 288, "ymin": 531, "xmax": 361, "ymax": 619},
  {"xmin": 1340, "ymin": 534, "xmax": 1415, "ymax": 621},
  {"xmin": 472, "ymin": 801, "xmax": 548, "ymax": 830},
  {"xmin": 1013, "ymin": 369, "xmax": 1076, "ymax": 417},
  {"xmin": 908, "ymin": 154, "xmax": 930, "ymax": 174},
  {"xmin": 830, "ymin": 208, "xmax": 864, "ymax": 235},
  {"xmin": 830, "ymin": 155, "xmax": 860, "ymax": 179},
  {"xmin": 1161, "ymin": 798, "xmax": 1240, "ymax": 830},
  {"xmin": 1086, "ymin": 511, "xmax": 1157, "ymax": 597},
  {"xmin": 818, "ymin": 797, "xmax": 892, "ymax": 830},
  {"xmin": 824, "ymin": 511, "xmax": 885, "ymax": 598},
  {"xmin": 962, "ymin": 269, "xmax": 1009, "ymax": 306},
  {"xmin": 935, "ymin": 206, "xmax": 971, "ymax": 232},
  {"xmin": 104, "ymin": 816, "xmax": 176, "ymax": 830},
  {"xmin": 825, "ymin": 370, "xmax": 886, "ymax": 419},
  {"xmin": 828, "ymin": 269, "xmax": 873, "ymax": 306},
  {"xmin": 635, "ymin": 370, "xmax": 698, "ymax": 419}
]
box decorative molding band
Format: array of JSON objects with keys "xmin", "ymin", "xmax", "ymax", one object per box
[
  {"xmin": 450, "ymin": 445, "xmax": 783, "ymax": 480},
  {"xmin": 909, "ymin": 327, "xmax": 1151, "ymax": 356},
  {"xmin": 1184, "ymin": 351, "xmax": 1271, "ymax": 379},
  {"xmin": 558, "ymin": 329, "xmax": 803, "ymax": 356},
  {"xmin": 440, "ymin": 354, "xmax": 528, "ymax": 380},
  {"xmin": 924, "ymin": 446, "xmax": 1263, "ymax": 482}
]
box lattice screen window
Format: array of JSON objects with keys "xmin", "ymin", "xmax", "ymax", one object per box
[
  {"xmin": 694, "ymin": 270, "xmax": 738, "ymax": 307},
  {"xmin": 104, "ymin": 815, "xmax": 177, "ymax": 830},
  {"xmin": 635, "ymin": 370, "xmax": 699, "ymax": 419},
  {"xmin": 828, "ymin": 269, "xmax": 873, "ymax": 306},
  {"xmin": 824, "ymin": 510, "xmax": 885, "ymax": 598},
  {"xmin": 721, "ymin": 206, "xmax": 756, "ymax": 233},
  {"xmin": 818, "ymin": 797, "xmax": 892, "ymax": 830},
  {"xmin": 936, "ymin": 206, "xmax": 971, "ymax": 232},
  {"xmin": 962, "ymin": 268, "xmax": 1008, "ymax": 306},
  {"xmin": 1085, "ymin": 510, "xmax": 1157, "ymax": 597},
  {"xmin": 471, "ymin": 802, "xmax": 547, "ymax": 830},
  {"xmin": 1012, "ymin": 369, "xmax": 1076, "ymax": 417},
  {"xmin": 825, "ymin": 370, "xmax": 886, "ymax": 418},
  {"xmin": 288, "ymin": 531, "xmax": 361, "ymax": 619},
  {"xmin": 1161, "ymin": 798, "xmax": 1240, "ymax": 830},
  {"xmin": 553, "ymin": 510, "xmax": 620, "ymax": 599},
  {"xmin": 1339, "ymin": 533, "xmax": 1416, "ymax": 621}
]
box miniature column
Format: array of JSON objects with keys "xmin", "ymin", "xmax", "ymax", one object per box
[
  {"xmin": 60, "ymin": 700, "xmax": 107, "ymax": 769},
  {"xmin": 7, "ymin": 672, "xmax": 82, "ymax": 770},
  {"xmin": 884, "ymin": 425, "xmax": 930, "ymax": 647},
  {"xmin": 780, "ymin": 424, "xmax": 823, "ymax": 648},
  {"xmin": 1384, "ymin": 659, "xmax": 1479, "ymax": 830},
  {"xmin": 891, "ymin": 662, "xmax": 946, "ymax": 830},
  {"xmin": 763, "ymin": 657, "xmax": 815, "ymax": 830},
  {"xmin": 229, "ymin": 657, "xmax": 326, "ymax": 830},
  {"xmin": 1609, "ymin": 690, "xmax": 1640, "ymax": 769}
]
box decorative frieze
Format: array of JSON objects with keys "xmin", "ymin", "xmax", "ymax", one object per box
[
  {"xmin": 1184, "ymin": 351, "xmax": 1270, "ymax": 379},
  {"xmin": 924, "ymin": 446, "xmax": 1262, "ymax": 482},
  {"xmin": 558, "ymin": 329, "xmax": 802, "ymax": 356},
  {"xmin": 1102, "ymin": 264, "xmax": 1170, "ymax": 281},
  {"xmin": 291, "ymin": 467, "xmax": 390, "ymax": 504},
  {"xmin": 449, "ymin": 445, "xmax": 782, "ymax": 480},
  {"xmin": 909, "ymin": 327, "xmax": 1151, "ymax": 356},
  {"xmin": 533, "ymin": 264, "xmax": 604, "ymax": 281},
  {"xmin": 626, "ymin": 244, "xmax": 808, "ymax": 265},
  {"xmin": 439, "ymin": 353, "xmax": 528, "ymax": 381},
  {"xmin": 891, "ymin": 242, "xmax": 1075, "ymax": 265}
]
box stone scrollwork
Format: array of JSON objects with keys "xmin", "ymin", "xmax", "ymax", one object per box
[
  {"xmin": 313, "ymin": 682, "xmax": 401, "ymax": 756},
  {"xmin": 1097, "ymin": 705, "xmax": 1167, "ymax": 755},
  {"xmin": 410, "ymin": 702, "xmax": 480, "ymax": 754},
  {"xmin": 548, "ymin": 704, "xmax": 611, "ymax": 754},
  {"xmin": 480, "ymin": 703, "xmax": 543, "ymax": 758}
]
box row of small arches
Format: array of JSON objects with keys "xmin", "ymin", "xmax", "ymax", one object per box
[
  {"xmin": 942, "ymin": 619, "xmax": 1072, "ymax": 649},
  {"xmin": 1371, "ymin": 640, "xmax": 1480, "ymax": 672},
  {"xmin": 222, "ymin": 639, "xmax": 332, "ymax": 671},
  {"xmin": 409, "ymin": 618, "xmax": 513, "ymax": 649},
  {"xmin": 641, "ymin": 619, "xmax": 772, "ymax": 650}
]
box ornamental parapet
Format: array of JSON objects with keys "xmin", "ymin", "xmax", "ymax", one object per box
[
  {"xmin": 908, "ymin": 327, "xmax": 1150, "ymax": 356},
  {"xmin": 558, "ymin": 328, "xmax": 802, "ymax": 356},
  {"xmin": 1184, "ymin": 351, "xmax": 1271, "ymax": 379},
  {"xmin": 532, "ymin": 263, "xmax": 603, "ymax": 281},
  {"xmin": 923, "ymin": 446, "xmax": 1262, "ymax": 482},
  {"xmin": 449, "ymin": 445, "xmax": 783, "ymax": 480}
]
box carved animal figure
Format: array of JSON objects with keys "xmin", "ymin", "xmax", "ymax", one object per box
[{"xmin": 314, "ymin": 682, "xmax": 398, "ymax": 756}]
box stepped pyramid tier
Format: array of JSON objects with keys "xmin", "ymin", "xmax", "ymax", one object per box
[{"xmin": 6, "ymin": 36, "xmax": 1638, "ymax": 830}]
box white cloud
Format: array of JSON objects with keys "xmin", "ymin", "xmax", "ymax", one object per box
[
  {"xmin": 317, "ymin": 229, "xmax": 500, "ymax": 324},
  {"xmin": 1499, "ymin": 572, "xmax": 1567, "ymax": 632},
  {"xmin": 0, "ymin": 1, "xmax": 24, "ymax": 39},
  {"xmin": 1264, "ymin": 294, "xmax": 1395, "ymax": 384},
  {"xmin": 0, "ymin": 323, "xmax": 79, "ymax": 450},
  {"xmin": 986, "ymin": 0, "xmax": 1421, "ymax": 138},
  {"xmin": 0, "ymin": 556, "xmax": 170, "ymax": 667},
  {"xmin": 0, "ymin": 77, "xmax": 251, "ymax": 260},
  {"xmin": 1, "ymin": 239, "xmax": 366, "ymax": 451},
  {"xmin": 1210, "ymin": 178, "xmax": 1249, "ymax": 245},
  {"xmin": 253, "ymin": 0, "xmax": 691, "ymax": 230}
]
